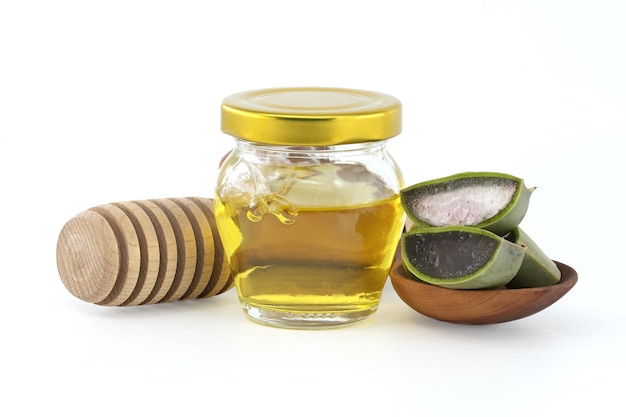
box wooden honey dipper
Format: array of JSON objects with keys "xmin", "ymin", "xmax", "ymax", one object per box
[{"xmin": 56, "ymin": 197, "xmax": 233, "ymax": 306}]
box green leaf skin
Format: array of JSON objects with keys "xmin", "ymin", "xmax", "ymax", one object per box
[
  {"xmin": 401, "ymin": 226, "xmax": 527, "ymax": 290},
  {"xmin": 401, "ymin": 172, "xmax": 534, "ymax": 236},
  {"xmin": 504, "ymin": 227, "xmax": 562, "ymax": 288}
]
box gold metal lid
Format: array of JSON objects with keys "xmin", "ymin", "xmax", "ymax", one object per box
[{"xmin": 221, "ymin": 87, "xmax": 402, "ymax": 146}]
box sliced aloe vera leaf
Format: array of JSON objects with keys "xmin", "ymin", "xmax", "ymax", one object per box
[
  {"xmin": 400, "ymin": 172, "xmax": 534, "ymax": 235},
  {"xmin": 401, "ymin": 226, "xmax": 526, "ymax": 290},
  {"xmin": 504, "ymin": 227, "xmax": 561, "ymax": 288}
]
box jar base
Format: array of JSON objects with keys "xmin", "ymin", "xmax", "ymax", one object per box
[{"xmin": 241, "ymin": 302, "xmax": 378, "ymax": 329}]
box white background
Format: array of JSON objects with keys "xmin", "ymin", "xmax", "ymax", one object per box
[{"xmin": 2, "ymin": 1, "xmax": 625, "ymax": 416}]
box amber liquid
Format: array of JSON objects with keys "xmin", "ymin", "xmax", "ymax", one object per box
[{"xmin": 214, "ymin": 194, "xmax": 404, "ymax": 327}]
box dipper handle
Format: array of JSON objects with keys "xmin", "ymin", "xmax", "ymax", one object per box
[{"xmin": 56, "ymin": 197, "xmax": 232, "ymax": 306}]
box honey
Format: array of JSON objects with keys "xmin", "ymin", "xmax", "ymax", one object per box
[{"xmin": 215, "ymin": 193, "xmax": 404, "ymax": 327}]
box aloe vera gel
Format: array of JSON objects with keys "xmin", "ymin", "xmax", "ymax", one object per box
[{"xmin": 215, "ymin": 88, "xmax": 406, "ymax": 329}]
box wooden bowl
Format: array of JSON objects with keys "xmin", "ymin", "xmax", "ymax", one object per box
[{"xmin": 389, "ymin": 255, "xmax": 578, "ymax": 325}]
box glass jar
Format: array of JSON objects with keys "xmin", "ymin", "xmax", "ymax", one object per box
[{"xmin": 214, "ymin": 87, "xmax": 405, "ymax": 329}]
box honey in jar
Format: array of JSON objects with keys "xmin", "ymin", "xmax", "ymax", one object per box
[{"xmin": 215, "ymin": 87, "xmax": 405, "ymax": 328}]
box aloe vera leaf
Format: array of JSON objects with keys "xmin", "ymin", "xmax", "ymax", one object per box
[
  {"xmin": 504, "ymin": 227, "xmax": 561, "ymax": 288},
  {"xmin": 401, "ymin": 226, "xmax": 526, "ymax": 290},
  {"xmin": 401, "ymin": 172, "xmax": 534, "ymax": 236}
]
